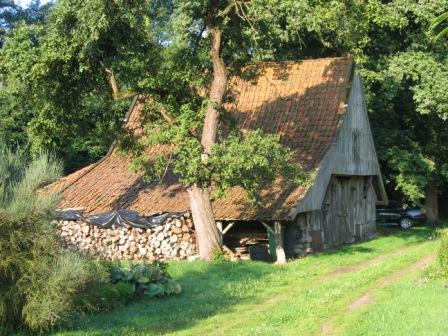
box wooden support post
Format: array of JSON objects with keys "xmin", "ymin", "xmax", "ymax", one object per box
[
  {"xmin": 274, "ymin": 221, "xmax": 286, "ymax": 264},
  {"xmin": 216, "ymin": 221, "xmax": 223, "ymax": 244}
]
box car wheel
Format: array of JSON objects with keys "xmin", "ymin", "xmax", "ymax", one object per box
[{"xmin": 399, "ymin": 217, "xmax": 413, "ymax": 229}]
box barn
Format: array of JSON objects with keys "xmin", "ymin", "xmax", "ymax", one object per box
[{"xmin": 46, "ymin": 57, "xmax": 388, "ymax": 262}]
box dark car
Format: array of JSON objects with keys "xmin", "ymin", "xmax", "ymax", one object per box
[{"xmin": 376, "ymin": 201, "xmax": 426, "ymax": 229}]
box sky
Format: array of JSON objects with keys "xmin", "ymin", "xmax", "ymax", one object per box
[{"xmin": 14, "ymin": 0, "xmax": 52, "ymax": 8}]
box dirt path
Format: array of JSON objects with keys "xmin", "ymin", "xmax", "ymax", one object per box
[
  {"xmin": 261, "ymin": 244, "xmax": 419, "ymax": 308},
  {"xmin": 195, "ymin": 244, "xmax": 425, "ymax": 336},
  {"xmin": 320, "ymin": 254, "xmax": 435, "ymax": 336},
  {"xmin": 323, "ymin": 244, "xmax": 417, "ymax": 279},
  {"xmin": 244, "ymin": 244, "xmax": 422, "ymax": 310}
]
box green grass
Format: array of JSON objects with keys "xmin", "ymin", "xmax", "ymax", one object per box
[
  {"xmin": 48, "ymin": 225, "xmax": 443, "ymax": 336},
  {"xmin": 337, "ymin": 272, "xmax": 448, "ymax": 336}
]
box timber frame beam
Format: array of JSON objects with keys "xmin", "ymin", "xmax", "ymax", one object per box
[{"xmin": 216, "ymin": 221, "xmax": 235, "ymax": 235}]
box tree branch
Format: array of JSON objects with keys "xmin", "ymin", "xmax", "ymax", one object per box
[
  {"xmin": 219, "ymin": 1, "xmax": 236, "ymax": 17},
  {"xmin": 100, "ymin": 61, "xmax": 136, "ymax": 100}
]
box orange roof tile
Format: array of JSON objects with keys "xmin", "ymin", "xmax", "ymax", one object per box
[{"xmin": 48, "ymin": 58, "xmax": 353, "ymax": 220}]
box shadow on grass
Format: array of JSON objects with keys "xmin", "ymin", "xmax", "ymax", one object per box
[
  {"xmin": 317, "ymin": 224, "xmax": 438, "ymax": 258},
  {"xmin": 61, "ymin": 261, "xmax": 277, "ymax": 336},
  {"xmin": 56, "ymin": 223, "xmax": 443, "ymax": 336}
]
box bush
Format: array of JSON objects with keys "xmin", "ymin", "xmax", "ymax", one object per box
[
  {"xmin": 21, "ymin": 253, "xmax": 108, "ymax": 331},
  {"xmin": 0, "ymin": 144, "xmax": 182, "ymax": 333},
  {"xmin": 0, "ymin": 144, "xmax": 106, "ymax": 332},
  {"xmin": 438, "ymin": 229, "xmax": 448, "ymax": 278}
]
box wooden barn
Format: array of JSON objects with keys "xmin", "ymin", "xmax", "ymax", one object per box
[{"xmin": 47, "ymin": 57, "xmax": 388, "ymax": 261}]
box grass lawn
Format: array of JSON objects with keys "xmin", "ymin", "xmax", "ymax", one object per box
[
  {"xmin": 336, "ymin": 267, "xmax": 448, "ymax": 336},
  {"xmin": 53, "ymin": 225, "xmax": 446, "ymax": 336}
]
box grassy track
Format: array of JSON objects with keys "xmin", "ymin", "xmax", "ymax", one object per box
[
  {"xmin": 336, "ymin": 262, "xmax": 448, "ymax": 336},
  {"xmin": 53, "ymin": 226, "xmax": 442, "ymax": 336}
]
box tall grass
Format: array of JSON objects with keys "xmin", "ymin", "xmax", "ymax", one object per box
[
  {"xmin": 438, "ymin": 229, "xmax": 448, "ymax": 277},
  {"xmin": 0, "ymin": 143, "xmax": 106, "ymax": 333}
]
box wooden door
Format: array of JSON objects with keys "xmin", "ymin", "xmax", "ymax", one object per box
[
  {"xmin": 330, "ymin": 177, "xmax": 352, "ymax": 245},
  {"xmin": 321, "ymin": 176, "xmax": 376, "ymax": 249}
]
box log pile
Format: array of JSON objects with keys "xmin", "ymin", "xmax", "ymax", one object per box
[
  {"xmin": 57, "ymin": 215, "xmax": 197, "ymax": 261},
  {"xmin": 224, "ymin": 233, "xmax": 271, "ymax": 261}
]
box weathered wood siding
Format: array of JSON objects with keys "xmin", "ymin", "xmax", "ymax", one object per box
[
  {"xmin": 319, "ymin": 175, "xmax": 376, "ymax": 249},
  {"xmin": 291, "ymin": 70, "xmax": 387, "ymax": 217},
  {"xmin": 289, "ymin": 175, "xmax": 377, "ymax": 255}
]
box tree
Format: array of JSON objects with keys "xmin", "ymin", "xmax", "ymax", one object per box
[
  {"xmin": 1, "ymin": 0, "xmax": 308, "ymax": 260},
  {"xmin": 341, "ymin": 1, "xmax": 448, "ymax": 220},
  {"xmin": 283, "ymin": 0, "xmax": 448, "ymax": 220},
  {"xmin": 259, "ymin": 0, "xmax": 448, "ymax": 220},
  {"xmin": 122, "ymin": 0, "xmax": 307, "ymax": 259},
  {"xmin": 0, "ymin": 0, "xmax": 147, "ymax": 171}
]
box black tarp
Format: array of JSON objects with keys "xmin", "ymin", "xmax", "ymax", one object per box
[
  {"xmin": 55, "ymin": 209, "xmax": 185, "ymax": 229},
  {"xmin": 54, "ymin": 209, "xmax": 85, "ymax": 221}
]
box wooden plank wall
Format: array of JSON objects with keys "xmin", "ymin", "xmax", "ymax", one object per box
[
  {"xmin": 292, "ymin": 175, "xmax": 377, "ymax": 254},
  {"xmin": 292, "ymin": 71, "xmax": 387, "ymax": 216}
]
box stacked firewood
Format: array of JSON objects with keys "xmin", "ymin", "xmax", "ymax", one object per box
[
  {"xmin": 224, "ymin": 233, "xmax": 271, "ymax": 261},
  {"xmin": 57, "ymin": 216, "xmax": 197, "ymax": 261}
]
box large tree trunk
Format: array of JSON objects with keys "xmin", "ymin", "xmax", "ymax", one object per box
[
  {"xmin": 188, "ymin": 24, "xmax": 227, "ymax": 260},
  {"xmin": 425, "ymin": 180, "xmax": 439, "ymax": 222},
  {"xmin": 188, "ymin": 186, "xmax": 222, "ymax": 260}
]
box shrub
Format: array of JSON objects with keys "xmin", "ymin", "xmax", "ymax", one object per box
[
  {"xmin": 0, "ymin": 143, "xmax": 182, "ymax": 333},
  {"xmin": 21, "ymin": 253, "xmax": 108, "ymax": 331},
  {"xmin": 75, "ymin": 280, "xmax": 136, "ymax": 312},
  {"xmin": 0, "ymin": 144, "xmax": 106, "ymax": 332},
  {"xmin": 438, "ymin": 229, "xmax": 448, "ymax": 278}
]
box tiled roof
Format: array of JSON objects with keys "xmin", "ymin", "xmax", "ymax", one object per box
[
  {"xmin": 42, "ymin": 163, "xmax": 96, "ymax": 194},
  {"xmin": 48, "ymin": 58, "xmax": 353, "ymax": 220}
]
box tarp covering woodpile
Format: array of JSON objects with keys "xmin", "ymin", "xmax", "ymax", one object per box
[{"xmin": 43, "ymin": 58, "xmax": 353, "ymax": 220}]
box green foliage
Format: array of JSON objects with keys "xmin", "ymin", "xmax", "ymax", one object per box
[
  {"xmin": 209, "ymin": 130, "xmax": 309, "ymax": 201},
  {"xmin": 2, "ymin": 0, "xmax": 448, "ymax": 206},
  {"xmin": 0, "ymin": 143, "xmax": 108, "ymax": 332},
  {"xmin": 0, "ymin": 0, "xmax": 141, "ymax": 171},
  {"xmin": 386, "ymin": 145, "xmax": 435, "ymax": 204},
  {"xmin": 352, "ymin": 1, "xmax": 448, "ymax": 204},
  {"xmin": 430, "ymin": 12, "xmax": 448, "ymax": 40},
  {"xmin": 109, "ymin": 262, "xmax": 182, "ymax": 298},
  {"xmin": 437, "ymin": 229, "xmax": 448, "ymax": 278},
  {"xmin": 76, "ymin": 281, "xmax": 136, "ymax": 312},
  {"xmin": 21, "ymin": 252, "xmax": 108, "ymax": 332},
  {"xmin": 116, "ymin": 1, "xmax": 311, "ymax": 203}
]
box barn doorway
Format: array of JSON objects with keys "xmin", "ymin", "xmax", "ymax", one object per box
[{"xmin": 219, "ymin": 221, "xmax": 273, "ymax": 261}]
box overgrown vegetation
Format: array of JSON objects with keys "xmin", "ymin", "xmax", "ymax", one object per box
[
  {"xmin": 0, "ymin": 143, "xmax": 181, "ymax": 333},
  {"xmin": 437, "ymin": 228, "xmax": 448, "ymax": 277},
  {"xmin": 1, "ymin": 0, "xmax": 446, "ymax": 215},
  {"xmin": 0, "ymin": 142, "xmax": 103, "ymax": 332}
]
